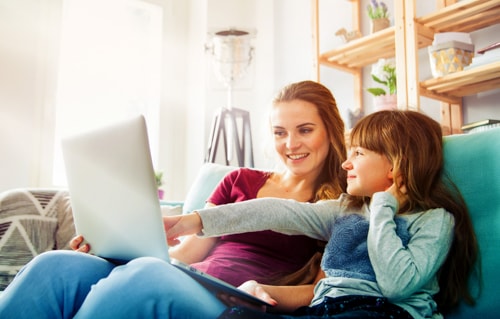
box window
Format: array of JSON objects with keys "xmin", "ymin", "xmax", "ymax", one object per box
[{"xmin": 52, "ymin": 0, "xmax": 163, "ymax": 185}]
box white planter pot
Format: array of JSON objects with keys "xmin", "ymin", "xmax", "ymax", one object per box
[{"xmin": 374, "ymin": 94, "xmax": 397, "ymax": 111}]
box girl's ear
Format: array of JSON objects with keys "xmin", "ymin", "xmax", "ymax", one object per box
[{"xmin": 387, "ymin": 167, "xmax": 394, "ymax": 179}]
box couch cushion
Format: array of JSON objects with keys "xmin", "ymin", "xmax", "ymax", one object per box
[
  {"xmin": 0, "ymin": 189, "xmax": 74, "ymax": 290},
  {"xmin": 182, "ymin": 163, "xmax": 237, "ymax": 214},
  {"xmin": 443, "ymin": 127, "xmax": 500, "ymax": 318}
]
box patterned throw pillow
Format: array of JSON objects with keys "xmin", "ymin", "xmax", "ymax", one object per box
[{"xmin": 0, "ymin": 189, "xmax": 74, "ymax": 290}]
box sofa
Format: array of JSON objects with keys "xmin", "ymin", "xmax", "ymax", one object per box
[{"xmin": 0, "ymin": 127, "xmax": 499, "ymax": 318}]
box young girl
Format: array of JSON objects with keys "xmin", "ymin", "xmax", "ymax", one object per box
[{"xmin": 166, "ymin": 110, "xmax": 479, "ymax": 319}]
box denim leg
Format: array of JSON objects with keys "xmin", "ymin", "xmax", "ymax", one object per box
[
  {"xmin": 0, "ymin": 250, "xmax": 115, "ymax": 319},
  {"xmin": 74, "ymin": 257, "xmax": 227, "ymax": 319}
]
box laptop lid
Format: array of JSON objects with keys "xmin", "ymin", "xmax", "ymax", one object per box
[
  {"xmin": 62, "ymin": 115, "xmax": 170, "ymax": 262},
  {"xmin": 62, "ymin": 115, "xmax": 272, "ymax": 307}
]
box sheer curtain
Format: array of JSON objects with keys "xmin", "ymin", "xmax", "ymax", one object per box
[{"xmin": 52, "ymin": 0, "xmax": 163, "ymax": 186}]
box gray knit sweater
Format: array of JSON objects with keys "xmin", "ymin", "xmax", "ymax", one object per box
[{"xmin": 196, "ymin": 192, "xmax": 454, "ymax": 319}]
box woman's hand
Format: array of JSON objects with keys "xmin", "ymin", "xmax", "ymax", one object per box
[
  {"xmin": 163, "ymin": 213, "xmax": 203, "ymax": 246},
  {"xmin": 69, "ymin": 235, "xmax": 90, "ymax": 253},
  {"xmin": 217, "ymin": 280, "xmax": 277, "ymax": 312}
]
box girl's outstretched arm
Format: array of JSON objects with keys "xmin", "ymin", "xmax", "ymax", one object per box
[
  {"xmin": 164, "ymin": 196, "xmax": 341, "ymax": 243},
  {"xmin": 178, "ymin": 197, "xmax": 344, "ymax": 241}
]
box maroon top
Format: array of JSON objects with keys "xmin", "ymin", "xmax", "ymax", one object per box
[{"xmin": 190, "ymin": 168, "xmax": 319, "ymax": 286}]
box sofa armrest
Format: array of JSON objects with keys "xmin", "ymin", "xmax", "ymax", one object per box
[{"xmin": 160, "ymin": 202, "xmax": 183, "ymax": 216}]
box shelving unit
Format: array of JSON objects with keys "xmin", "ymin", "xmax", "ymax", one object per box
[{"xmin": 312, "ymin": 0, "xmax": 500, "ymax": 134}]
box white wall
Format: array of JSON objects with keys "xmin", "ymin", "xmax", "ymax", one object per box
[
  {"xmin": 0, "ymin": 0, "xmax": 63, "ymax": 191},
  {"xmin": 1, "ymin": 0, "xmax": 499, "ymax": 200}
]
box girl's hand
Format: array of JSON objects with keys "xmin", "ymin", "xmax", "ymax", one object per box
[
  {"xmin": 386, "ymin": 176, "xmax": 408, "ymax": 208},
  {"xmin": 69, "ymin": 235, "xmax": 90, "ymax": 253},
  {"xmin": 163, "ymin": 213, "xmax": 203, "ymax": 246},
  {"xmin": 218, "ymin": 280, "xmax": 277, "ymax": 312}
]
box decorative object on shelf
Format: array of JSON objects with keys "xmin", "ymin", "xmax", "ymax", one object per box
[
  {"xmin": 347, "ymin": 107, "xmax": 364, "ymax": 130},
  {"xmin": 428, "ymin": 32, "xmax": 474, "ymax": 77},
  {"xmin": 155, "ymin": 171, "xmax": 164, "ymax": 199},
  {"xmin": 205, "ymin": 28, "xmax": 256, "ymax": 168},
  {"xmin": 367, "ymin": 0, "xmax": 389, "ymax": 33},
  {"xmin": 335, "ymin": 28, "xmax": 362, "ymax": 43},
  {"xmin": 367, "ymin": 59, "xmax": 397, "ymax": 111}
]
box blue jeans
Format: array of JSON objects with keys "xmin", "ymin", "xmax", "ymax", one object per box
[
  {"xmin": 219, "ymin": 295, "xmax": 413, "ymax": 319},
  {"xmin": 0, "ymin": 250, "xmax": 226, "ymax": 318}
]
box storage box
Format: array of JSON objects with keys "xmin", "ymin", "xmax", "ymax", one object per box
[{"xmin": 428, "ymin": 41, "xmax": 474, "ymax": 77}]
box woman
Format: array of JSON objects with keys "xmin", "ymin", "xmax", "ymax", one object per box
[
  {"xmin": 166, "ymin": 110, "xmax": 480, "ymax": 319},
  {"xmin": 0, "ymin": 80, "xmax": 348, "ymax": 318},
  {"xmin": 164, "ymin": 80, "xmax": 347, "ymax": 287}
]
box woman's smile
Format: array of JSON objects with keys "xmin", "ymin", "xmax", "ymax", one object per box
[{"xmin": 287, "ymin": 153, "xmax": 309, "ymax": 161}]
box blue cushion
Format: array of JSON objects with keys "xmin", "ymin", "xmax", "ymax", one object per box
[
  {"xmin": 443, "ymin": 127, "xmax": 500, "ymax": 318},
  {"xmin": 182, "ymin": 163, "xmax": 237, "ymax": 214}
]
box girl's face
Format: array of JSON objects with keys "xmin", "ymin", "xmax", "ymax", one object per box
[
  {"xmin": 271, "ymin": 100, "xmax": 330, "ymax": 178},
  {"xmin": 341, "ymin": 146, "xmax": 393, "ymax": 197}
]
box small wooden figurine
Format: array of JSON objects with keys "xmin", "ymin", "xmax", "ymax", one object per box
[{"xmin": 335, "ymin": 28, "xmax": 362, "ymax": 43}]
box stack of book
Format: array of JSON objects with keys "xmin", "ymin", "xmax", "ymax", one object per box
[
  {"xmin": 461, "ymin": 119, "xmax": 500, "ymax": 134},
  {"xmin": 465, "ymin": 42, "xmax": 500, "ymax": 70}
]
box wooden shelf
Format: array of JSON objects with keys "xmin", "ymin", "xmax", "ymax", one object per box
[
  {"xmin": 319, "ymin": 26, "xmax": 432, "ymax": 71},
  {"xmin": 420, "ymin": 61, "xmax": 500, "ymax": 103},
  {"xmin": 416, "ymin": 0, "xmax": 500, "ymax": 33}
]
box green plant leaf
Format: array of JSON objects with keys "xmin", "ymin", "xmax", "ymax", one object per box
[
  {"xmin": 155, "ymin": 171, "xmax": 164, "ymax": 187},
  {"xmin": 371, "ymin": 74, "xmax": 387, "ymax": 86},
  {"xmin": 367, "ymin": 88, "xmax": 386, "ymax": 96}
]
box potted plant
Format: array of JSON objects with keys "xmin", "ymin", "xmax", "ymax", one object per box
[
  {"xmin": 367, "ymin": 0, "xmax": 390, "ymax": 33},
  {"xmin": 155, "ymin": 171, "xmax": 164, "ymax": 200},
  {"xmin": 367, "ymin": 58, "xmax": 397, "ymax": 111}
]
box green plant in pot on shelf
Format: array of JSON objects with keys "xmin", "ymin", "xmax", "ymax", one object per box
[
  {"xmin": 155, "ymin": 171, "xmax": 164, "ymax": 199},
  {"xmin": 367, "ymin": 0, "xmax": 390, "ymax": 33},
  {"xmin": 368, "ymin": 59, "xmax": 397, "ymax": 111}
]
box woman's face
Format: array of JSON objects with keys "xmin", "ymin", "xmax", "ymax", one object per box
[{"xmin": 271, "ymin": 99, "xmax": 330, "ymax": 178}]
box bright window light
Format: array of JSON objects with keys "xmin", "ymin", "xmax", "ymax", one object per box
[{"xmin": 52, "ymin": 0, "xmax": 163, "ymax": 186}]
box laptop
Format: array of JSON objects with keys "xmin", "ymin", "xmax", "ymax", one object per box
[{"xmin": 61, "ymin": 115, "xmax": 272, "ymax": 307}]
